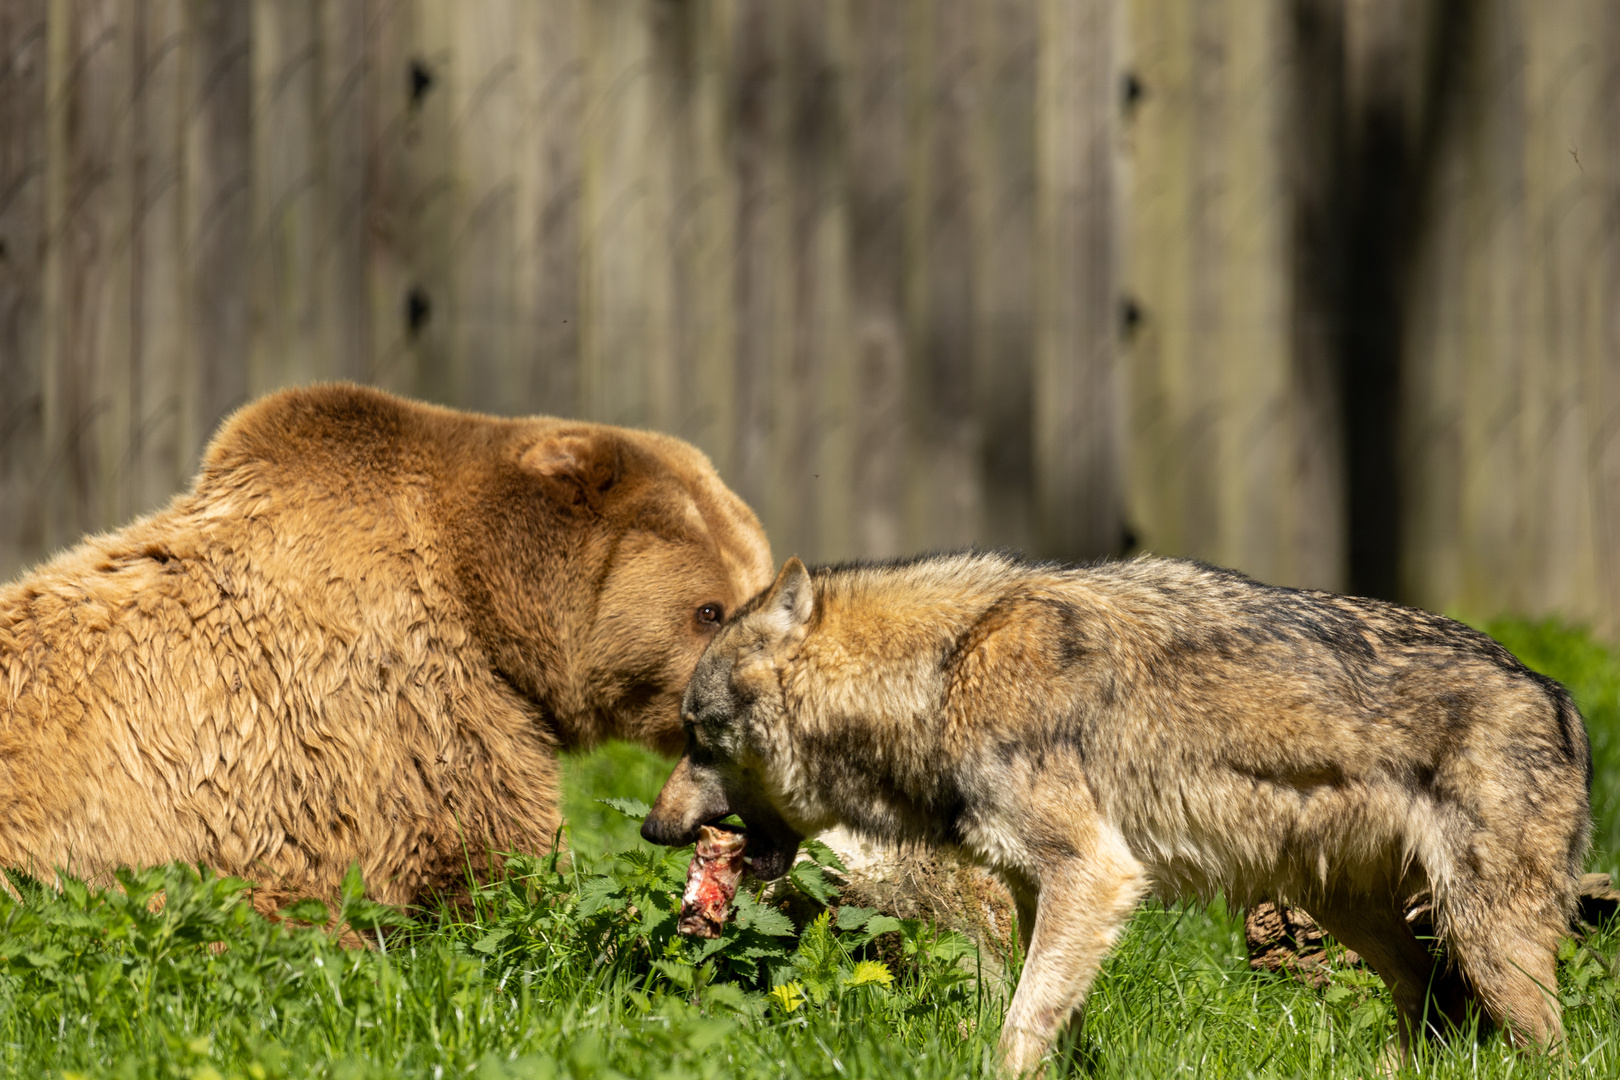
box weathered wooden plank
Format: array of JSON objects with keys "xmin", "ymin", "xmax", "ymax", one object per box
[
  {"xmin": 180, "ymin": 0, "xmax": 251, "ymax": 459},
  {"xmin": 1034, "ymin": 0, "xmax": 1119, "ymax": 561},
  {"xmin": 528, "ymin": 0, "xmax": 585, "ymax": 417},
  {"xmin": 846, "ymin": 0, "xmax": 908, "ymax": 558},
  {"xmin": 359, "ymin": 0, "xmax": 418, "ymax": 396},
  {"xmin": 1283, "ymin": 0, "xmax": 1347, "ymax": 594},
  {"xmin": 1515, "ymin": 0, "xmax": 1614, "ymax": 628},
  {"xmin": 316, "ymin": 0, "xmax": 371, "ymax": 384},
  {"xmin": 394, "ymin": 0, "xmax": 456, "ymax": 405},
  {"xmin": 805, "ymin": 0, "xmax": 855, "ymax": 563},
  {"xmin": 674, "ymin": 0, "xmax": 738, "ymax": 476},
  {"xmin": 912, "ymin": 0, "xmax": 981, "ymax": 551},
  {"xmin": 447, "ymin": 0, "xmax": 533, "ymax": 413},
  {"xmin": 1582, "ymin": 0, "xmax": 1620, "ymax": 639},
  {"xmin": 0, "ymin": 0, "xmax": 48, "ymax": 579},
  {"xmin": 1519, "ymin": 0, "xmax": 1581, "ymax": 617},
  {"xmin": 578, "ymin": 0, "xmax": 653, "ymax": 427},
  {"xmin": 1121, "ymin": 0, "xmax": 1193, "ymax": 560},
  {"xmin": 771, "ymin": 0, "xmax": 845, "ymax": 560},
  {"xmin": 40, "ymin": 0, "xmax": 133, "ymax": 552},
  {"xmin": 125, "ymin": 0, "xmax": 189, "ymax": 517},
  {"xmin": 1454, "ymin": 2, "xmax": 1528, "ymax": 616},
  {"xmin": 724, "ymin": 0, "xmax": 786, "ymax": 526},
  {"xmin": 1211, "ymin": 0, "xmax": 1297, "ymax": 582},
  {"xmin": 249, "ymin": 0, "xmax": 321, "ymax": 390},
  {"xmin": 969, "ymin": 0, "xmax": 1038, "ymax": 553}
]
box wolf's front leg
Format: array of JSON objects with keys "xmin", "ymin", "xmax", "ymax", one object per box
[{"xmin": 997, "ymin": 830, "xmax": 1148, "ymax": 1077}]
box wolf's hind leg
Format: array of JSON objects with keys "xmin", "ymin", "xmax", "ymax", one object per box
[
  {"xmin": 1443, "ymin": 901, "xmax": 1564, "ymax": 1048},
  {"xmin": 1309, "ymin": 894, "xmax": 1476, "ymax": 1053},
  {"xmin": 998, "ymin": 831, "xmax": 1148, "ymax": 1077}
]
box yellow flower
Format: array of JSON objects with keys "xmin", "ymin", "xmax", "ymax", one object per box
[
  {"xmin": 768, "ymin": 980, "xmax": 807, "ymax": 1013},
  {"xmin": 845, "ymin": 960, "xmax": 893, "ymax": 988}
]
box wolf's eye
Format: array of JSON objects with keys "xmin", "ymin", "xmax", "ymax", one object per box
[{"xmin": 696, "ymin": 603, "xmax": 724, "ymax": 626}]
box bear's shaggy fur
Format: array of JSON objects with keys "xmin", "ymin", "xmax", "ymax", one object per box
[{"xmin": 0, "ymin": 384, "xmax": 772, "ymax": 911}]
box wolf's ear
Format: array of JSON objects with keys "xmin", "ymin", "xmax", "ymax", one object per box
[
  {"xmin": 521, "ymin": 432, "xmax": 624, "ymax": 511},
  {"xmin": 758, "ymin": 557, "xmax": 815, "ymax": 641}
]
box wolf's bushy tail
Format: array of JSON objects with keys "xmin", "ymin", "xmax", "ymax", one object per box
[{"xmin": 1426, "ymin": 683, "xmax": 1590, "ymax": 1045}]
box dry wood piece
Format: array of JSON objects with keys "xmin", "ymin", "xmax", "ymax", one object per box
[
  {"xmin": 1243, "ymin": 900, "xmax": 1362, "ymax": 986},
  {"xmin": 1578, "ymin": 872, "xmax": 1619, "ymax": 926},
  {"xmin": 677, "ymin": 826, "xmax": 748, "ymax": 938},
  {"xmin": 1247, "ymin": 874, "xmax": 1618, "ymax": 984}
]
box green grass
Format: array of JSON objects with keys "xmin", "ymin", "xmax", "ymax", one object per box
[{"xmin": 3, "ymin": 619, "xmax": 1618, "ymax": 1078}]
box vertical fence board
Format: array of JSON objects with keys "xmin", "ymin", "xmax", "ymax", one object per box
[
  {"xmin": 316, "ymin": 1, "xmax": 370, "ymax": 385},
  {"xmin": 759, "ymin": 0, "xmax": 844, "ymax": 560},
  {"xmin": 0, "ymin": 0, "xmax": 48, "ymax": 579},
  {"xmin": 41, "ymin": 0, "xmax": 132, "ymax": 552},
  {"xmin": 970, "ymin": 0, "xmax": 1037, "ymax": 552},
  {"xmin": 126, "ymin": 0, "xmax": 189, "ymax": 518},
  {"xmin": 1121, "ymin": 0, "xmax": 1191, "ymax": 559},
  {"xmin": 360, "ymin": 0, "xmax": 416, "ymax": 396},
  {"xmin": 1035, "ymin": 0, "xmax": 1119, "ymax": 560},
  {"xmin": 912, "ymin": 0, "xmax": 980, "ymax": 550},
  {"xmin": 1586, "ymin": 0, "xmax": 1620, "ymax": 639},
  {"xmin": 846, "ymin": 0, "xmax": 907, "ymax": 557},
  {"xmin": 528, "ymin": 0, "xmax": 583, "ymax": 417},
  {"xmin": 1400, "ymin": 0, "xmax": 1466, "ymax": 612},
  {"xmin": 678, "ymin": 0, "xmax": 738, "ymax": 478},
  {"xmin": 1284, "ymin": 0, "xmax": 1347, "ymax": 594},
  {"xmin": 179, "ymin": 0, "xmax": 251, "ymax": 463},
  {"xmin": 724, "ymin": 0, "xmax": 783, "ymax": 524},
  {"xmin": 1214, "ymin": 0, "xmax": 1293, "ymax": 581},
  {"xmin": 249, "ymin": 0, "xmax": 321, "ymax": 391},
  {"xmin": 448, "ymin": 0, "xmax": 519, "ymax": 412}
]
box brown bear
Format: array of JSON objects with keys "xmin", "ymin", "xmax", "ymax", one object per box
[{"xmin": 0, "ymin": 383, "xmax": 772, "ymax": 913}]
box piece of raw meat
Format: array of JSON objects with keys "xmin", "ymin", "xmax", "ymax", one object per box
[{"xmin": 677, "ymin": 825, "xmax": 747, "ymax": 938}]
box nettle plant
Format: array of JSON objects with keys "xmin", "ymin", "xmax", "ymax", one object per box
[{"xmin": 449, "ymin": 798, "xmax": 986, "ymax": 1021}]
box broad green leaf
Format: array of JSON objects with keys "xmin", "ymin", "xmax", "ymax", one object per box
[
  {"xmin": 733, "ymin": 893, "xmax": 794, "ymax": 937},
  {"xmin": 834, "ymin": 905, "xmax": 875, "ymax": 931},
  {"xmin": 800, "ymin": 838, "xmax": 847, "ymax": 873},
  {"xmin": 574, "ymin": 876, "xmax": 624, "ymax": 917},
  {"xmin": 653, "ymin": 958, "xmax": 696, "ymax": 990},
  {"xmin": 788, "ymin": 862, "xmax": 838, "ymax": 905},
  {"xmin": 597, "ymin": 797, "xmax": 651, "ymax": 822}
]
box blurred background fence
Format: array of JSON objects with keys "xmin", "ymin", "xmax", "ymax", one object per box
[{"xmin": 1, "ymin": 0, "xmax": 1617, "ymax": 635}]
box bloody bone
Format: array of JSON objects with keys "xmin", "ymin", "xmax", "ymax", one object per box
[{"xmin": 678, "ymin": 825, "xmax": 748, "ymax": 938}]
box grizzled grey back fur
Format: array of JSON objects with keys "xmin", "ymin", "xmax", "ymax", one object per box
[{"xmin": 645, "ymin": 551, "xmax": 1592, "ymax": 1069}]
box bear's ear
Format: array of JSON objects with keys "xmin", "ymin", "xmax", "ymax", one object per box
[
  {"xmin": 521, "ymin": 432, "xmax": 625, "ymax": 511},
  {"xmin": 758, "ymin": 557, "xmax": 815, "ymax": 642}
]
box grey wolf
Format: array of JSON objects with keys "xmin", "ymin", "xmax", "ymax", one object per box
[
  {"xmin": 642, "ymin": 551, "xmax": 1591, "ymax": 1073},
  {"xmin": 0, "ymin": 384, "xmax": 771, "ymax": 913}
]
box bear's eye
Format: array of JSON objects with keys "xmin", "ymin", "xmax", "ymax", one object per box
[{"xmin": 696, "ymin": 603, "xmax": 724, "ymax": 626}]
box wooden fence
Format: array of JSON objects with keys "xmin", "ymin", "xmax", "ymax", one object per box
[{"xmin": 1, "ymin": 0, "xmax": 1618, "ymax": 636}]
